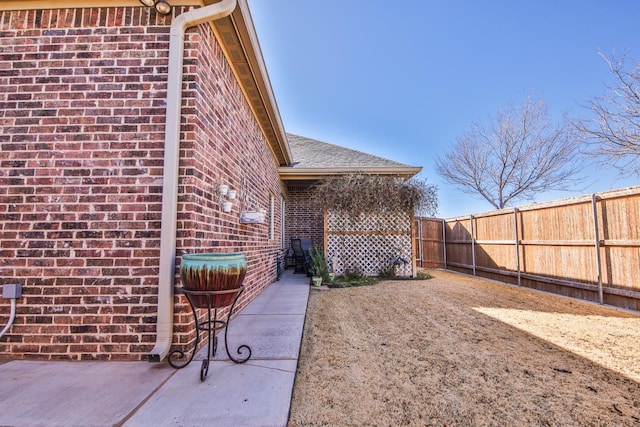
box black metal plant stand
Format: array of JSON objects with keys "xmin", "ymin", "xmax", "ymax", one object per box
[
  {"xmin": 274, "ymin": 249, "xmax": 286, "ymax": 280},
  {"xmin": 167, "ymin": 286, "xmax": 252, "ymax": 382}
]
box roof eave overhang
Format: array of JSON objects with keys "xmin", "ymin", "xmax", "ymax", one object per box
[
  {"xmin": 278, "ymin": 166, "xmax": 423, "ymax": 181},
  {"xmin": 210, "ymin": 0, "xmax": 292, "ymax": 166}
]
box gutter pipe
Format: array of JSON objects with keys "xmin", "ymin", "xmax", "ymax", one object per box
[{"xmin": 148, "ymin": 0, "xmax": 238, "ymax": 363}]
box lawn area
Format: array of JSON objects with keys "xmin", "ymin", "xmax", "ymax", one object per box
[{"xmin": 288, "ymin": 270, "xmax": 640, "ymax": 426}]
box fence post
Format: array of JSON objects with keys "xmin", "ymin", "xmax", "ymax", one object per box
[
  {"xmin": 592, "ymin": 193, "xmax": 604, "ymax": 304},
  {"xmin": 442, "ymin": 218, "xmax": 447, "ymax": 270},
  {"xmin": 513, "ymin": 207, "xmax": 521, "ymax": 286},
  {"xmin": 417, "ymin": 218, "xmax": 423, "ymax": 268},
  {"xmin": 470, "ymin": 215, "xmax": 476, "ymax": 276}
]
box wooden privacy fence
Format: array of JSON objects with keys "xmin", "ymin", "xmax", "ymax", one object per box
[{"xmin": 415, "ymin": 186, "xmax": 640, "ymax": 311}]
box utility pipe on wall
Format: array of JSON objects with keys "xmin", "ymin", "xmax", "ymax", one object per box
[
  {"xmin": 148, "ymin": 0, "xmax": 238, "ymax": 363},
  {"xmin": 1, "ymin": 284, "xmax": 22, "ymax": 340},
  {"xmin": 0, "ymin": 300, "xmax": 17, "ymax": 340}
]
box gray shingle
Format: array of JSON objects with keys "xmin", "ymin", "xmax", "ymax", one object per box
[{"xmin": 286, "ymin": 133, "xmax": 415, "ymax": 169}]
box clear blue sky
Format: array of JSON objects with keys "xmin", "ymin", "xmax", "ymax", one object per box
[{"xmin": 247, "ymin": 0, "xmax": 640, "ymax": 218}]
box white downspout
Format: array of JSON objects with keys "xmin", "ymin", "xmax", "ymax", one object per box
[{"xmin": 148, "ymin": 0, "xmax": 238, "ymax": 362}]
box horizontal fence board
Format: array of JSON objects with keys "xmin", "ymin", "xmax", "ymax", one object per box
[
  {"xmin": 602, "ymin": 239, "xmax": 640, "ymax": 247},
  {"xmin": 474, "ymin": 240, "xmax": 515, "ymax": 245},
  {"xmin": 520, "ymin": 239, "xmax": 595, "ymax": 246}
]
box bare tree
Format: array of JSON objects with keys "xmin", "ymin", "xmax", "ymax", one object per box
[
  {"xmin": 575, "ymin": 52, "xmax": 640, "ymax": 176},
  {"xmin": 435, "ymin": 97, "xmax": 584, "ymax": 209}
]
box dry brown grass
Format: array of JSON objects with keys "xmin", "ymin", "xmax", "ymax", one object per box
[{"xmin": 288, "ymin": 270, "xmax": 640, "ymax": 426}]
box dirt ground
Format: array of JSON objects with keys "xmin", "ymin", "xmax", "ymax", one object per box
[{"xmin": 287, "ymin": 270, "xmax": 640, "ymax": 426}]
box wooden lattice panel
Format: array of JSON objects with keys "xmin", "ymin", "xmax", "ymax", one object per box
[
  {"xmin": 326, "ymin": 211, "xmax": 413, "ymax": 276},
  {"xmin": 327, "ymin": 211, "xmax": 411, "ymax": 232}
]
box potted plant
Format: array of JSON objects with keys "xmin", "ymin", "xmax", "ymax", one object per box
[
  {"xmin": 308, "ymin": 247, "xmax": 329, "ymax": 286},
  {"xmin": 180, "ymin": 252, "xmax": 247, "ymax": 308}
]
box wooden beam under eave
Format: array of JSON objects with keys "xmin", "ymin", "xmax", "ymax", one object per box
[{"xmin": 278, "ymin": 166, "xmax": 423, "ymax": 181}]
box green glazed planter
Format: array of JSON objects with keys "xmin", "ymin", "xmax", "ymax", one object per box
[{"xmin": 180, "ymin": 252, "xmax": 247, "ymax": 308}]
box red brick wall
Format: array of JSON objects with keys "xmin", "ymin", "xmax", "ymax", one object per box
[
  {"xmin": 172, "ymin": 19, "xmax": 286, "ymax": 349},
  {"xmin": 285, "ymin": 184, "xmax": 324, "ymax": 250},
  {"xmin": 0, "ymin": 7, "xmax": 284, "ymax": 360}
]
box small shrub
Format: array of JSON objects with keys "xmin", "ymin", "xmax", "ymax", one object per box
[
  {"xmin": 328, "ymin": 275, "xmax": 379, "ymax": 288},
  {"xmin": 308, "ymin": 247, "xmax": 330, "ymax": 282},
  {"xmin": 342, "ymin": 267, "xmax": 364, "ymax": 281},
  {"xmin": 416, "ymin": 270, "xmax": 434, "ymax": 280},
  {"xmin": 378, "ymin": 264, "xmax": 397, "ymax": 279}
]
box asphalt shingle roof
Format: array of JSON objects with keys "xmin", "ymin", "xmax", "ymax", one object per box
[{"xmin": 286, "ymin": 133, "xmax": 415, "ymax": 169}]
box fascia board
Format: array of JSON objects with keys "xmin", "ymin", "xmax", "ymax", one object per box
[{"xmin": 278, "ymin": 166, "xmax": 423, "ymax": 180}]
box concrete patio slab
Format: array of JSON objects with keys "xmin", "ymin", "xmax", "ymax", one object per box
[
  {"xmin": 241, "ymin": 278, "xmax": 308, "ymax": 310},
  {"xmin": 211, "ymin": 313, "xmax": 306, "ymax": 361},
  {"xmin": 0, "ymin": 360, "xmax": 175, "ymax": 427},
  {"xmin": 125, "ymin": 359, "xmax": 297, "ymax": 427},
  {"xmin": 0, "ymin": 270, "xmax": 310, "ymax": 427},
  {"xmin": 241, "ymin": 289, "xmax": 308, "ymax": 315}
]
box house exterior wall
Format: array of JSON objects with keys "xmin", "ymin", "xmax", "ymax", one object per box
[
  {"xmin": 285, "ymin": 184, "xmax": 324, "ymax": 251},
  {"xmin": 0, "ymin": 7, "xmax": 284, "ymax": 361}
]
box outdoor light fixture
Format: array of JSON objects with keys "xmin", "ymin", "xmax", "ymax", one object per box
[{"xmin": 139, "ymin": 0, "xmax": 172, "ymax": 15}]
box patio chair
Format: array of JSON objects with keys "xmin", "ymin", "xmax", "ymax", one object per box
[
  {"xmin": 300, "ymin": 237, "xmax": 312, "ymax": 253},
  {"xmin": 290, "ymin": 237, "xmax": 312, "ymax": 275}
]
